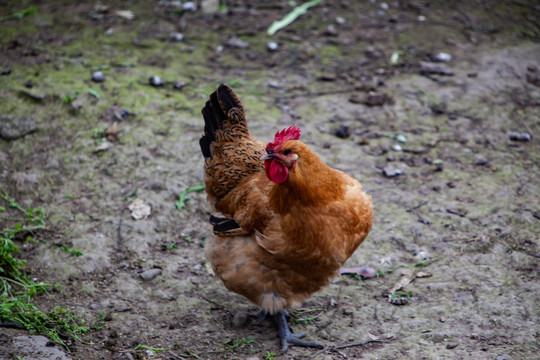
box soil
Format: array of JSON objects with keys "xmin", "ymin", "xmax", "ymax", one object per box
[{"xmin": 0, "ymin": 1, "xmax": 539, "ymax": 359}]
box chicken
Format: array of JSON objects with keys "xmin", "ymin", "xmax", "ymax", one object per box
[{"xmin": 200, "ymin": 84, "xmax": 373, "ymax": 353}]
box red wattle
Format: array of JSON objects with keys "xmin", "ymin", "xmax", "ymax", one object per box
[{"xmin": 265, "ymin": 160, "xmax": 288, "ymax": 183}]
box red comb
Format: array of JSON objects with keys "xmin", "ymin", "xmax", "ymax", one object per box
[{"xmin": 266, "ymin": 125, "xmax": 301, "ymax": 150}]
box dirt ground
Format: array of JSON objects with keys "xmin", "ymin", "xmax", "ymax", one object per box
[{"xmin": 0, "ymin": 1, "xmax": 539, "ymax": 359}]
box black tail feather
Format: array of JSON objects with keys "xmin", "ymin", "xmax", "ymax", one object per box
[{"xmin": 200, "ymin": 84, "xmax": 244, "ymax": 159}]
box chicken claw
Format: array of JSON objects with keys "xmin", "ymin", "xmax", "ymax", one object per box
[{"xmin": 273, "ymin": 311, "xmax": 323, "ymax": 353}]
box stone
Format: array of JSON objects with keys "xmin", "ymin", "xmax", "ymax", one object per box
[{"xmin": 0, "ymin": 116, "xmax": 36, "ymax": 140}]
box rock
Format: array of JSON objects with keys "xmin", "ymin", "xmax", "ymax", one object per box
[
  {"xmin": 365, "ymin": 45, "xmax": 383, "ymax": 59},
  {"xmin": 324, "ymin": 24, "xmax": 338, "ymax": 36},
  {"xmin": 140, "ymin": 268, "xmax": 162, "ymax": 281},
  {"xmin": 266, "ymin": 41, "xmax": 278, "ymax": 52},
  {"xmin": 92, "ymin": 71, "xmax": 105, "ymax": 82},
  {"xmin": 0, "ymin": 115, "xmax": 36, "ymax": 140},
  {"xmin": 396, "ymin": 134, "xmax": 407, "ymax": 143},
  {"xmin": 182, "ymin": 1, "xmax": 197, "ymax": 11},
  {"xmin": 435, "ymin": 52, "xmax": 452, "ymax": 62},
  {"xmin": 232, "ymin": 311, "xmax": 250, "ymax": 328},
  {"xmin": 224, "ymin": 36, "xmax": 249, "ymax": 49},
  {"xmin": 8, "ymin": 332, "xmax": 72, "ymax": 360},
  {"xmin": 366, "ymin": 91, "xmax": 389, "ymax": 106},
  {"xmin": 318, "ymin": 73, "xmax": 336, "ymax": 81},
  {"xmin": 383, "ymin": 166, "xmax": 404, "ymax": 178},
  {"xmin": 335, "ymin": 16, "xmax": 346, "ymax": 25},
  {"xmin": 149, "ymin": 76, "xmax": 163, "ymax": 87},
  {"xmin": 420, "ymin": 61, "xmax": 454, "ymax": 76},
  {"xmin": 173, "ymin": 80, "xmax": 186, "ymax": 90},
  {"xmin": 342, "ymin": 307, "xmax": 354, "ymax": 316},
  {"xmin": 267, "ymin": 80, "xmax": 281, "ymax": 89},
  {"xmin": 169, "ymin": 32, "xmax": 184, "ymax": 42},
  {"xmin": 508, "ymin": 131, "xmax": 531, "ymax": 142},
  {"xmin": 335, "ymin": 125, "xmax": 350, "ymax": 139},
  {"xmin": 19, "ymin": 89, "xmax": 45, "ymax": 101},
  {"xmin": 414, "ymin": 249, "xmax": 429, "ymax": 260},
  {"xmin": 1, "ymin": 68, "xmax": 11, "ymax": 75},
  {"xmin": 392, "ymin": 144, "xmax": 402, "ymax": 152},
  {"xmin": 417, "ymin": 15, "xmax": 426, "ymax": 22}
]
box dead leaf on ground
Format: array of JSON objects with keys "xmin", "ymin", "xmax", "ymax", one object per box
[
  {"xmin": 94, "ymin": 140, "xmax": 113, "ymax": 153},
  {"xmin": 128, "ymin": 199, "xmax": 152, "ymax": 220},
  {"xmin": 105, "ymin": 122, "xmax": 119, "ymax": 141},
  {"xmin": 388, "ymin": 271, "xmax": 432, "ymax": 303},
  {"xmin": 115, "ymin": 10, "xmax": 134, "ymax": 20}
]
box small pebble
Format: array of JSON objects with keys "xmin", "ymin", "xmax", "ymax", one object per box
[
  {"xmin": 267, "ymin": 80, "xmax": 281, "ymax": 89},
  {"xmin": 392, "ymin": 144, "xmax": 402, "ymax": 152},
  {"xmin": 380, "ymin": 2, "xmax": 389, "ymax": 10},
  {"xmin": 215, "ymin": 45, "xmax": 224, "ymax": 53},
  {"xmin": 418, "ymin": 15, "xmax": 426, "ymax": 22},
  {"xmin": 420, "ymin": 61, "xmax": 454, "ymax": 76},
  {"xmin": 435, "ymin": 52, "xmax": 452, "ymax": 62},
  {"xmin": 396, "ymin": 134, "xmax": 407, "ymax": 143},
  {"xmin": 414, "ymin": 249, "xmax": 429, "ymax": 260},
  {"xmin": 366, "ymin": 91, "xmax": 389, "ymax": 106},
  {"xmin": 173, "ymin": 81, "xmax": 186, "ymax": 90},
  {"xmin": 105, "ymin": 28, "xmax": 114, "ymax": 36},
  {"xmin": 383, "ymin": 166, "xmax": 404, "ymax": 178},
  {"xmin": 433, "ymin": 159, "xmax": 444, "ymax": 171},
  {"xmin": 224, "ymin": 36, "xmax": 249, "ymax": 49},
  {"xmin": 335, "ymin": 16, "xmax": 346, "ymax": 25},
  {"xmin": 508, "ymin": 131, "xmax": 531, "ymax": 142},
  {"xmin": 149, "ymin": 76, "xmax": 163, "ymax": 87},
  {"xmin": 342, "ymin": 307, "xmax": 354, "ymax": 316},
  {"xmin": 92, "ymin": 71, "xmax": 105, "ymax": 83},
  {"xmin": 266, "ymin": 41, "xmax": 279, "ymax": 52},
  {"xmin": 140, "ymin": 268, "xmax": 162, "ymax": 281},
  {"xmin": 335, "ymin": 125, "xmax": 350, "ymax": 139},
  {"xmin": 1, "ymin": 68, "xmax": 11, "ymax": 76},
  {"xmin": 182, "ymin": 1, "xmax": 197, "ymax": 11},
  {"xmin": 169, "ymin": 32, "xmax": 184, "ymax": 42},
  {"xmin": 325, "ymin": 24, "xmax": 338, "ymax": 36}
]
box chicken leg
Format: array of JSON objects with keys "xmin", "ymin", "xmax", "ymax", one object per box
[{"xmin": 272, "ymin": 311, "xmax": 323, "ymax": 353}]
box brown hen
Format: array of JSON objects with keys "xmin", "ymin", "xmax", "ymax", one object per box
[{"xmin": 200, "ymin": 84, "xmax": 373, "ymax": 353}]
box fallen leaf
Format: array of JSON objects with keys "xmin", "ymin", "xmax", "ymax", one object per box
[
  {"xmin": 128, "ymin": 199, "xmax": 151, "ymax": 220},
  {"xmin": 105, "ymin": 122, "xmax": 119, "ymax": 141},
  {"xmin": 115, "ymin": 10, "xmax": 134, "ymax": 20},
  {"xmin": 94, "ymin": 140, "xmax": 113, "ymax": 153}
]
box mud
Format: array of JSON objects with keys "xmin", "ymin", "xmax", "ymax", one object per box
[{"xmin": 0, "ymin": 1, "xmax": 538, "ymax": 359}]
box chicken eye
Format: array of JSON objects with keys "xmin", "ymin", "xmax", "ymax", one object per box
[{"xmin": 283, "ymin": 149, "xmax": 292, "ymax": 155}]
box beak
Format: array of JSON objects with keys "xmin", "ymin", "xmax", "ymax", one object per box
[{"xmin": 260, "ymin": 150, "xmax": 274, "ymax": 161}]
